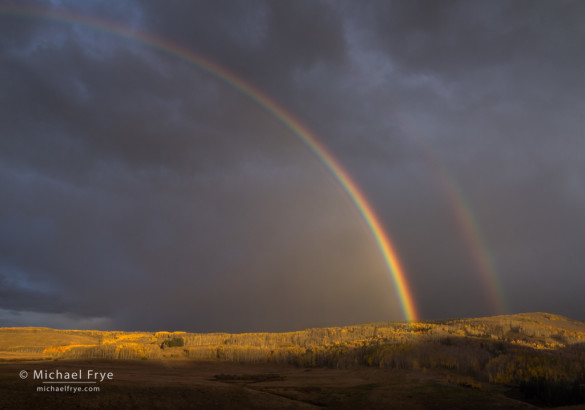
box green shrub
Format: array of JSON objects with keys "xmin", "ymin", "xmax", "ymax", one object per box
[{"xmin": 161, "ymin": 337, "xmax": 185, "ymax": 349}]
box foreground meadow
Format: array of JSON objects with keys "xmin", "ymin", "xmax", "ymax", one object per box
[{"xmin": 1, "ymin": 313, "xmax": 585, "ymax": 408}]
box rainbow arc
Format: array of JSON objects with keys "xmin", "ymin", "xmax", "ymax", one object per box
[{"xmin": 0, "ymin": 5, "xmax": 419, "ymax": 321}]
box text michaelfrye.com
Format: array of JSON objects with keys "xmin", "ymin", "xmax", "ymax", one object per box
[{"xmin": 19, "ymin": 369, "xmax": 113, "ymax": 394}]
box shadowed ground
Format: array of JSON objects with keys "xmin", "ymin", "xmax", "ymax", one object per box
[
  {"xmin": 2, "ymin": 313, "xmax": 585, "ymax": 409},
  {"xmin": 1, "ymin": 360, "xmax": 540, "ymax": 409}
]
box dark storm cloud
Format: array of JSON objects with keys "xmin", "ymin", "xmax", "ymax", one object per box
[
  {"xmin": 270, "ymin": 0, "xmax": 585, "ymax": 319},
  {"xmin": 139, "ymin": 0, "xmax": 347, "ymax": 91},
  {"xmin": 1, "ymin": 0, "xmax": 584, "ymax": 330},
  {"xmin": 331, "ymin": 0, "xmax": 585, "ymax": 319},
  {"xmin": 0, "ymin": 0, "xmax": 396, "ymax": 331}
]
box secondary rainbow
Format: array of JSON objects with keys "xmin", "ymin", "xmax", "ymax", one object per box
[
  {"xmin": 1, "ymin": 5, "xmax": 419, "ymax": 321},
  {"xmin": 436, "ymin": 172, "xmax": 506, "ymax": 314},
  {"xmin": 403, "ymin": 131, "xmax": 506, "ymax": 314}
]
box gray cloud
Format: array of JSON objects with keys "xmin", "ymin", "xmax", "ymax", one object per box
[{"xmin": 1, "ymin": 1, "xmax": 584, "ymax": 331}]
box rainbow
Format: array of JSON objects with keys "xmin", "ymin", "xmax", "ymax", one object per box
[
  {"xmin": 405, "ymin": 133, "xmax": 506, "ymax": 314},
  {"xmin": 0, "ymin": 5, "xmax": 419, "ymax": 321},
  {"xmin": 435, "ymin": 171, "xmax": 506, "ymax": 314}
]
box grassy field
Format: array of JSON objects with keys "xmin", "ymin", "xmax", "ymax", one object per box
[
  {"xmin": 1, "ymin": 360, "xmax": 539, "ymax": 409},
  {"xmin": 1, "ymin": 312, "xmax": 585, "ymax": 408}
]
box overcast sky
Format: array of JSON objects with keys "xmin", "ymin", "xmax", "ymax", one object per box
[{"xmin": 1, "ymin": 0, "xmax": 584, "ymax": 332}]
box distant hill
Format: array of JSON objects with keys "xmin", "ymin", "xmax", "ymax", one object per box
[
  {"xmin": 2, "ymin": 312, "xmax": 585, "ymax": 406},
  {"xmin": 2, "ymin": 312, "xmax": 584, "ymax": 362}
]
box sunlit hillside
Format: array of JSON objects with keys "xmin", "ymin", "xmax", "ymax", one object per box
[
  {"xmin": 3, "ymin": 312, "xmax": 585, "ymax": 361},
  {"xmin": 2, "ymin": 313, "xmax": 585, "ymax": 406}
]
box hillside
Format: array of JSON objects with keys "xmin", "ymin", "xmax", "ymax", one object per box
[
  {"xmin": 2, "ymin": 312, "xmax": 585, "ymax": 407},
  {"xmin": 2, "ymin": 312, "xmax": 585, "ymax": 361}
]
